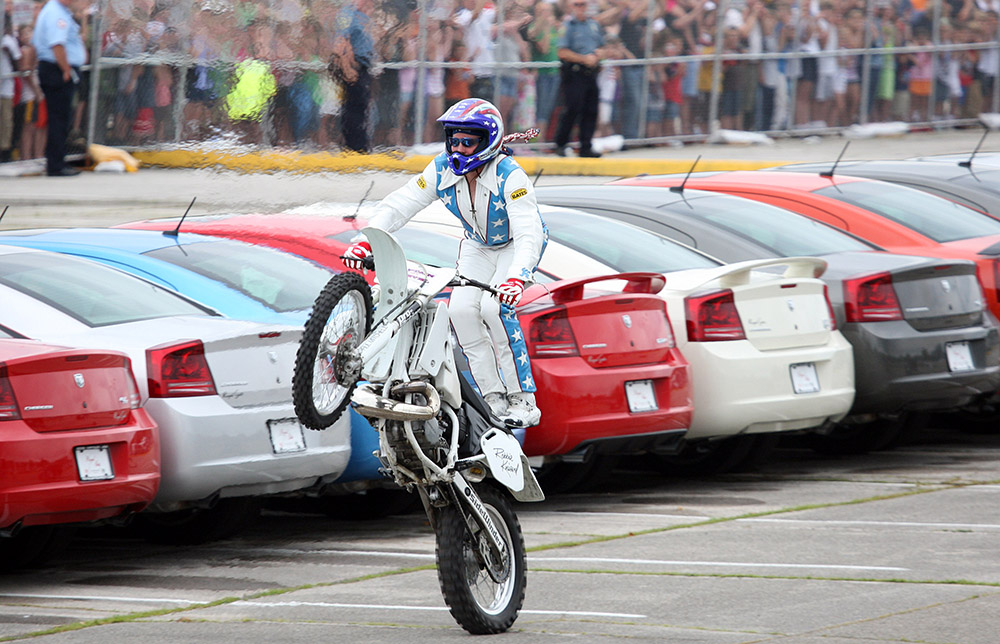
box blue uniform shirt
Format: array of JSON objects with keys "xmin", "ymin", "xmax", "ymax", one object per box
[
  {"xmin": 33, "ymin": 0, "xmax": 86, "ymax": 67},
  {"xmin": 559, "ymin": 17, "xmax": 604, "ymax": 55},
  {"xmin": 337, "ymin": 5, "xmax": 374, "ymax": 68}
]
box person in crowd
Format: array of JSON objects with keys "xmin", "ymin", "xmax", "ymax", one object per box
[
  {"xmin": 15, "ymin": 23, "xmax": 44, "ymax": 161},
  {"xmin": 343, "ymin": 98, "xmax": 547, "ymax": 427},
  {"xmin": 1, "ymin": 12, "xmax": 21, "ymax": 162},
  {"xmin": 32, "ymin": 0, "xmax": 88, "ymax": 176},
  {"xmin": 455, "ymin": 0, "xmax": 497, "ymax": 99},
  {"xmin": 527, "ymin": 1, "xmax": 562, "ymax": 140},
  {"xmin": 445, "ymin": 40, "xmax": 474, "ymax": 106},
  {"xmin": 719, "ymin": 26, "xmax": 744, "ymax": 130},
  {"xmin": 554, "ymin": 0, "xmax": 610, "ymax": 157},
  {"xmin": 332, "ymin": 0, "xmax": 375, "ymax": 152}
]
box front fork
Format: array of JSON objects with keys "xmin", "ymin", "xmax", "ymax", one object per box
[{"xmin": 446, "ymin": 475, "xmax": 511, "ymax": 583}]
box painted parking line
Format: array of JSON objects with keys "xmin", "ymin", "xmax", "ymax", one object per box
[
  {"xmin": 530, "ymin": 557, "xmax": 907, "ymax": 571},
  {"xmin": 529, "ymin": 511, "xmax": 711, "ymax": 520},
  {"xmin": 0, "ymin": 593, "xmax": 197, "ymax": 604},
  {"xmin": 239, "ymin": 600, "xmax": 647, "ymax": 619},
  {"xmin": 740, "ymin": 518, "xmax": 1000, "ymax": 530}
]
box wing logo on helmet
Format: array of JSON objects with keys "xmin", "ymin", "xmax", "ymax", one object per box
[{"xmin": 438, "ymin": 98, "xmax": 505, "ymax": 176}]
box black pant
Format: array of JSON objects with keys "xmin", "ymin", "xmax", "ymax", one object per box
[
  {"xmin": 38, "ymin": 61, "xmax": 77, "ymax": 174},
  {"xmin": 555, "ymin": 65, "xmax": 599, "ymax": 154},
  {"xmin": 341, "ymin": 67, "xmax": 371, "ymax": 153}
]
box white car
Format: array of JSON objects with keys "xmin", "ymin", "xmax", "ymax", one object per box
[
  {"xmin": 0, "ymin": 246, "xmax": 351, "ymax": 542},
  {"xmin": 287, "ymin": 202, "xmax": 856, "ymax": 473}
]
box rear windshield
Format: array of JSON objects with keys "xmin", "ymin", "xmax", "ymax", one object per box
[
  {"xmin": 674, "ymin": 194, "xmax": 875, "ymax": 255},
  {"xmin": 541, "ymin": 209, "xmax": 721, "ymax": 272},
  {"xmin": 814, "ymin": 181, "xmax": 1000, "ymax": 242},
  {"xmin": 0, "ymin": 251, "xmax": 211, "ymax": 327},
  {"xmin": 146, "ymin": 239, "xmax": 334, "ymax": 312}
]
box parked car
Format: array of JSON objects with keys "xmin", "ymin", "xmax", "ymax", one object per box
[
  {"xmin": 535, "ymin": 184, "xmax": 1000, "ymax": 452},
  {"xmin": 0, "ymin": 246, "xmax": 351, "ymax": 542},
  {"xmin": 767, "ymin": 158, "xmax": 1000, "ymax": 220},
  {"xmin": 0, "ymin": 331, "xmax": 159, "ymax": 569},
  {"xmin": 121, "ymin": 204, "xmax": 856, "ymax": 474},
  {"xmin": 610, "ymin": 171, "xmax": 1000, "ymax": 325},
  {"xmin": 0, "ymin": 228, "xmax": 339, "ymax": 325}
]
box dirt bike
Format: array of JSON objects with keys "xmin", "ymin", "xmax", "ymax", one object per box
[{"xmin": 291, "ymin": 227, "xmax": 544, "ymax": 634}]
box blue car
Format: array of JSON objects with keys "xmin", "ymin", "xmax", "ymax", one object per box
[{"xmin": 0, "ymin": 228, "xmax": 386, "ymax": 489}]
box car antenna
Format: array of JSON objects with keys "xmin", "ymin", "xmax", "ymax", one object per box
[
  {"xmin": 820, "ymin": 142, "xmax": 850, "ymax": 178},
  {"xmin": 670, "ymin": 155, "xmax": 701, "ymax": 194},
  {"xmin": 0, "ymin": 206, "xmax": 7, "ymax": 225},
  {"xmin": 959, "ymin": 125, "xmax": 989, "ymax": 169},
  {"xmin": 533, "ymin": 167, "xmax": 544, "ymax": 185},
  {"xmin": 163, "ymin": 197, "xmax": 197, "ymax": 237},
  {"xmin": 346, "ymin": 180, "xmax": 375, "ymax": 221}
]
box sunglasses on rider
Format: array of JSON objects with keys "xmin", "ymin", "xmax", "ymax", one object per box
[{"xmin": 449, "ymin": 136, "xmax": 481, "ymax": 148}]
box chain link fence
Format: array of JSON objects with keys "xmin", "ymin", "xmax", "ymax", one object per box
[{"xmin": 2, "ymin": 0, "xmax": 998, "ymax": 158}]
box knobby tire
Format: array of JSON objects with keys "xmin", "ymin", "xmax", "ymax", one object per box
[
  {"xmin": 292, "ymin": 272, "xmax": 372, "ymax": 430},
  {"xmin": 435, "ymin": 484, "xmax": 527, "ymax": 634}
]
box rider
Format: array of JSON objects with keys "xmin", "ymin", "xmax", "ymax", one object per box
[{"xmin": 343, "ymin": 98, "xmax": 547, "ymax": 427}]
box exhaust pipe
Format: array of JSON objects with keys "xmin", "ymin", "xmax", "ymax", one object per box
[{"xmin": 352, "ymin": 381, "xmax": 441, "ymax": 420}]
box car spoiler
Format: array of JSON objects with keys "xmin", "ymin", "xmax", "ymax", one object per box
[
  {"xmin": 524, "ymin": 272, "xmax": 667, "ymax": 306},
  {"xmin": 668, "ymin": 256, "xmax": 828, "ymax": 292}
]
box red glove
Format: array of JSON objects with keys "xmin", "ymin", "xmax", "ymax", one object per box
[
  {"xmin": 343, "ymin": 241, "xmax": 372, "ymax": 272},
  {"xmin": 496, "ymin": 278, "xmax": 524, "ymax": 307}
]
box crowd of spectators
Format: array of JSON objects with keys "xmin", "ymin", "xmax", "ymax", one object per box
[{"xmin": 2, "ymin": 0, "xmax": 999, "ymax": 159}]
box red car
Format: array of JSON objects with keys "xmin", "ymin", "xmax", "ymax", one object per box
[
  {"xmin": 612, "ymin": 171, "xmax": 1000, "ymax": 323},
  {"xmin": 118, "ymin": 210, "xmax": 693, "ymax": 489},
  {"xmin": 0, "ymin": 333, "xmax": 159, "ymax": 569}
]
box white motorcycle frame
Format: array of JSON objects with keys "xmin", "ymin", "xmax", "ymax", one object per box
[{"xmin": 348, "ymin": 227, "xmax": 544, "ymax": 507}]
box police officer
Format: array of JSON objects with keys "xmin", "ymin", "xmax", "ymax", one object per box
[
  {"xmin": 554, "ymin": 0, "xmax": 608, "ymax": 158},
  {"xmin": 33, "ymin": 0, "xmax": 87, "ymax": 176}
]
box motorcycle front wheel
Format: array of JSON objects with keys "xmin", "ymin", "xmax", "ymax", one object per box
[
  {"xmin": 435, "ymin": 484, "xmax": 527, "ymax": 634},
  {"xmin": 292, "ymin": 271, "xmax": 372, "ymax": 430}
]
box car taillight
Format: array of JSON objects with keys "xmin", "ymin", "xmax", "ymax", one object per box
[
  {"xmin": 992, "ymin": 259, "xmax": 1000, "ymax": 303},
  {"xmin": 147, "ymin": 340, "xmax": 217, "ymax": 398},
  {"xmin": 124, "ymin": 359, "xmax": 142, "ymax": 409},
  {"xmin": 528, "ymin": 308, "xmax": 579, "ymax": 357},
  {"xmin": 685, "ymin": 289, "xmax": 746, "ymax": 341},
  {"xmin": 0, "ymin": 365, "xmax": 20, "ymax": 420},
  {"xmin": 843, "ymin": 272, "xmax": 902, "ymax": 322},
  {"xmin": 823, "ymin": 284, "xmax": 838, "ymax": 331}
]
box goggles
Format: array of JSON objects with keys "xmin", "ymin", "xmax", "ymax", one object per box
[{"xmin": 449, "ymin": 136, "xmax": 481, "ymax": 149}]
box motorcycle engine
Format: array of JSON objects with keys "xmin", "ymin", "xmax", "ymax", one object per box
[{"xmin": 385, "ymin": 410, "xmax": 452, "ymax": 470}]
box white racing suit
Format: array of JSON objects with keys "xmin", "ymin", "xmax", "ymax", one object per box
[{"xmin": 366, "ymin": 152, "xmax": 547, "ymax": 399}]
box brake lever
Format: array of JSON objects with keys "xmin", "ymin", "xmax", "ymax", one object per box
[{"xmin": 451, "ymin": 274, "xmax": 499, "ymax": 296}]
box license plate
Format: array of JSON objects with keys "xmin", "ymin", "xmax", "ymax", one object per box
[
  {"xmin": 268, "ymin": 418, "xmax": 307, "ymax": 454},
  {"xmin": 625, "ymin": 380, "xmax": 658, "ymax": 413},
  {"xmin": 74, "ymin": 445, "xmax": 114, "ymax": 481},
  {"xmin": 790, "ymin": 363, "xmax": 820, "ymax": 394},
  {"xmin": 946, "ymin": 341, "xmax": 975, "ymax": 372}
]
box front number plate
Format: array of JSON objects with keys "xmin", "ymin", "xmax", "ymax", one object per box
[
  {"xmin": 268, "ymin": 419, "xmax": 307, "ymax": 454},
  {"xmin": 75, "ymin": 445, "xmax": 114, "ymax": 481},
  {"xmin": 625, "ymin": 380, "xmax": 658, "ymax": 413},
  {"xmin": 946, "ymin": 341, "xmax": 974, "ymax": 372},
  {"xmin": 790, "ymin": 363, "xmax": 820, "ymax": 394}
]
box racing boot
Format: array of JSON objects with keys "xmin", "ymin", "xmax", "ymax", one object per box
[
  {"xmin": 484, "ymin": 392, "xmax": 509, "ymax": 418},
  {"xmin": 505, "ymin": 392, "xmax": 541, "ymax": 427}
]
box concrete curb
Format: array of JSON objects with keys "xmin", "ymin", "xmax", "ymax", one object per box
[{"xmin": 132, "ymin": 148, "xmax": 798, "ymax": 176}]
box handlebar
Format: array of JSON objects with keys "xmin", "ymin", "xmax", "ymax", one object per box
[{"xmin": 339, "ymin": 255, "xmax": 500, "ymax": 296}]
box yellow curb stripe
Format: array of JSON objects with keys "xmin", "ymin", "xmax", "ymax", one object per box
[{"xmin": 133, "ymin": 149, "xmax": 798, "ymax": 176}]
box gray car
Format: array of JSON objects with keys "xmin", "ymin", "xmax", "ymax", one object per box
[{"xmin": 535, "ymin": 185, "xmax": 1000, "ymax": 454}]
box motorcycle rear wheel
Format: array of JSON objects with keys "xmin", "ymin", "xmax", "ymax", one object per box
[
  {"xmin": 435, "ymin": 484, "xmax": 527, "ymax": 634},
  {"xmin": 293, "ymin": 272, "xmax": 372, "ymax": 430}
]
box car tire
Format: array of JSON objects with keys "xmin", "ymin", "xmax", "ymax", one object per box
[
  {"xmin": 321, "ymin": 488, "xmax": 421, "ymax": 520},
  {"xmin": 807, "ymin": 413, "xmax": 924, "ymax": 455},
  {"xmin": 654, "ymin": 435, "xmax": 760, "ymax": 476},
  {"xmin": 534, "ymin": 455, "xmax": 619, "ymax": 495},
  {"xmin": 0, "ymin": 526, "xmax": 77, "ymax": 572},
  {"xmin": 134, "ymin": 497, "xmax": 263, "ymax": 545}
]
